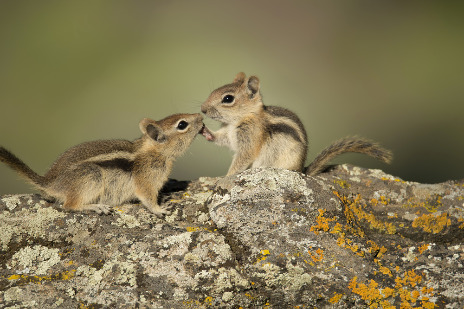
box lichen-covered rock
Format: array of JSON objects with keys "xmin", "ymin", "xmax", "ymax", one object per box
[{"xmin": 1, "ymin": 166, "xmax": 463, "ymax": 308}]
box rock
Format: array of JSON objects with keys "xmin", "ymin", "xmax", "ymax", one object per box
[{"xmin": 1, "ymin": 165, "xmax": 463, "ymax": 308}]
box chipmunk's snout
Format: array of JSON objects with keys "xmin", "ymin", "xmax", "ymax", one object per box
[{"xmin": 201, "ymin": 105, "xmax": 208, "ymax": 114}]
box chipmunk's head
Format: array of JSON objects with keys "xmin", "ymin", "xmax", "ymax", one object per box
[
  {"xmin": 139, "ymin": 113, "xmax": 204, "ymax": 157},
  {"xmin": 201, "ymin": 72, "xmax": 263, "ymax": 124}
]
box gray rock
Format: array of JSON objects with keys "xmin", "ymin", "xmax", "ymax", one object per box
[{"xmin": 1, "ymin": 165, "xmax": 463, "ymax": 308}]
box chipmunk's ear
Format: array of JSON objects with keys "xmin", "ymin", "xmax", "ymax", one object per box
[
  {"xmin": 233, "ymin": 72, "xmax": 246, "ymax": 84},
  {"xmin": 140, "ymin": 118, "xmax": 166, "ymax": 143},
  {"xmin": 245, "ymin": 75, "xmax": 260, "ymax": 97}
]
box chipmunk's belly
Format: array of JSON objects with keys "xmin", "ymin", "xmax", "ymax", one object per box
[
  {"xmin": 100, "ymin": 170, "xmax": 137, "ymax": 205},
  {"xmin": 253, "ymin": 135, "xmax": 303, "ymax": 171}
]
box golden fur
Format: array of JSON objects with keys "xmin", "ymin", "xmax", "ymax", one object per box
[
  {"xmin": 0, "ymin": 113, "xmax": 204, "ymax": 215},
  {"xmin": 200, "ymin": 73, "xmax": 392, "ymax": 176}
]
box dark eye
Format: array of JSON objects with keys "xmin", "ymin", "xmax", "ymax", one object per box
[
  {"xmin": 222, "ymin": 95, "xmax": 235, "ymax": 103},
  {"xmin": 177, "ymin": 121, "xmax": 188, "ymax": 130}
]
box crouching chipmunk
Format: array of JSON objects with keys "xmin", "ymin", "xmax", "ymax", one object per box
[{"xmin": 0, "ymin": 113, "xmax": 204, "ymax": 216}]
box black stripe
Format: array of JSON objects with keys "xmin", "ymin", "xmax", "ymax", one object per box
[
  {"xmin": 266, "ymin": 123, "xmax": 302, "ymax": 143},
  {"xmin": 264, "ymin": 106, "xmax": 307, "ymax": 141},
  {"xmin": 95, "ymin": 158, "xmax": 134, "ymax": 172}
]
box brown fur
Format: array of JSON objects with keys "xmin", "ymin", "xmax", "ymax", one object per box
[
  {"xmin": 304, "ymin": 136, "xmax": 392, "ymax": 176},
  {"xmin": 0, "ymin": 113, "xmax": 204, "ymax": 215},
  {"xmin": 200, "ymin": 72, "xmax": 392, "ymax": 176}
]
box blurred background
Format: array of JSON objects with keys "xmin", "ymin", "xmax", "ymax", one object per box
[{"xmin": 1, "ymin": 1, "xmax": 463, "ymax": 195}]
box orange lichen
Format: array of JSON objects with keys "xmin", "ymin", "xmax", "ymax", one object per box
[
  {"xmin": 403, "ymin": 195, "xmax": 443, "ymax": 213},
  {"xmin": 349, "ymin": 271, "xmax": 437, "ymax": 309},
  {"xmin": 336, "ymin": 192, "xmax": 397, "ymax": 235},
  {"xmin": 395, "ymin": 270, "xmax": 422, "ymax": 288},
  {"xmin": 329, "ymin": 292, "xmax": 343, "ymax": 304},
  {"xmin": 381, "ymin": 177, "xmax": 406, "ymax": 184},
  {"xmin": 458, "ymin": 218, "xmax": 464, "ymax": 229},
  {"xmin": 333, "ymin": 179, "xmax": 350, "ymax": 188},
  {"xmin": 254, "ymin": 249, "xmax": 270, "ymax": 264},
  {"xmin": 418, "ymin": 244, "xmax": 429, "ymax": 254},
  {"xmin": 333, "ymin": 191, "xmax": 365, "ymax": 237},
  {"xmin": 379, "ymin": 266, "xmax": 393, "ymax": 277},
  {"xmin": 348, "ymin": 277, "xmax": 393, "ymax": 308},
  {"xmin": 310, "ymin": 209, "xmax": 336, "ymax": 235},
  {"xmin": 307, "ymin": 247, "xmax": 324, "ymax": 262},
  {"xmin": 367, "ymin": 240, "xmax": 388, "ymax": 259},
  {"xmin": 8, "ymin": 270, "xmax": 76, "ymax": 283},
  {"xmin": 412, "ymin": 213, "xmax": 451, "ymax": 233}
]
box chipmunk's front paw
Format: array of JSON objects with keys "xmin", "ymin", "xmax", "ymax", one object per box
[
  {"xmin": 147, "ymin": 204, "xmax": 173, "ymax": 217},
  {"xmin": 87, "ymin": 204, "xmax": 113, "ymax": 215},
  {"xmin": 199, "ymin": 125, "xmax": 214, "ymax": 141}
]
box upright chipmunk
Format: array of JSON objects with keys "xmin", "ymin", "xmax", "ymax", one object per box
[
  {"xmin": 0, "ymin": 113, "xmax": 204, "ymax": 216},
  {"xmin": 200, "ymin": 72, "xmax": 392, "ymax": 176}
]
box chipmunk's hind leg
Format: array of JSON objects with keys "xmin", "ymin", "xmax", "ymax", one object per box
[{"xmin": 59, "ymin": 163, "xmax": 112, "ymax": 215}]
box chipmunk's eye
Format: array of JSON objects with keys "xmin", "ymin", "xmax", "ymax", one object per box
[
  {"xmin": 221, "ymin": 95, "xmax": 235, "ymax": 104},
  {"xmin": 177, "ymin": 121, "xmax": 188, "ymax": 130}
]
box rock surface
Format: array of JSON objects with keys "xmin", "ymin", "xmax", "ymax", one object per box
[{"xmin": 1, "ymin": 165, "xmax": 464, "ymax": 308}]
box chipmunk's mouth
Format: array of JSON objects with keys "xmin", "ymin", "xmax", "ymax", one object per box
[{"xmin": 199, "ymin": 124, "xmax": 206, "ymax": 134}]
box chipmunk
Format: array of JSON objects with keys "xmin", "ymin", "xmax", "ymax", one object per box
[
  {"xmin": 0, "ymin": 113, "xmax": 204, "ymax": 216},
  {"xmin": 200, "ymin": 72, "xmax": 392, "ymax": 176}
]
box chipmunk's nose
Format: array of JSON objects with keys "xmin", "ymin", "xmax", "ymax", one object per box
[{"xmin": 200, "ymin": 105, "xmax": 207, "ymax": 114}]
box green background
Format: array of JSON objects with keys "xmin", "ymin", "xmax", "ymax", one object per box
[{"xmin": 1, "ymin": 1, "xmax": 463, "ymax": 195}]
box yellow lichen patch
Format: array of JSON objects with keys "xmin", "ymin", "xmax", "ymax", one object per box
[
  {"xmin": 348, "ymin": 277, "xmax": 386, "ymax": 307},
  {"xmin": 403, "ymin": 195, "xmax": 443, "ymax": 213},
  {"xmin": 418, "ymin": 244, "xmax": 430, "ymax": 254},
  {"xmin": 307, "ymin": 247, "xmax": 324, "ymax": 263},
  {"xmin": 8, "ymin": 274, "xmax": 20, "ymax": 280},
  {"xmin": 381, "ymin": 177, "xmax": 406, "ymax": 184},
  {"xmin": 333, "ymin": 179, "xmax": 350, "ymax": 189},
  {"xmin": 458, "ymin": 218, "xmax": 464, "ymax": 229},
  {"xmin": 64, "ymin": 260, "xmax": 74, "ymax": 267},
  {"xmin": 379, "ymin": 196, "xmax": 390, "ymax": 205},
  {"xmin": 349, "ymin": 271, "xmax": 437, "ymax": 309},
  {"xmin": 379, "ymin": 266, "xmax": 393, "ymax": 277},
  {"xmin": 309, "ymin": 209, "xmax": 336, "ymax": 235},
  {"xmin": 186, "ymin": 227, "xmax": 201, "ymax": 232},
  {"xmin": 8, "ymin": 270, "xmax": 76, "ymax": 283},
  {"xmin": 329, "ymin": 292, "xmax": 343, "ymax": 304},
  {"xmin": 371, "ymin": 196, "xmax": 390, "ymax": 206},
  {"xmin": 395, "ymin": 270, "xmax": 422, "ymax": 289},
  {"xmin": 339, "ymin": 193, "xmax": 397, "ymax": 235},
  {"xmin": 254, "ymin": 249, "xmax": 271, "ymax": 264},
  {"xmin": 336, "ymin": 234, "xmax": 363, "ymax": 256},
  {"xmin": 204, "ymin": 296, "xmax": 213, "ymax": 304},
  {"xmin": 333, "ymin": 191, "xmax": 365, "ymax": 237},
  {"xmin": 367, "ymin": 240, "xmax": 388, "ymax": 258},
  {"xmin": 412, "ymin": 213, "xmax": 451, "ymax": 233}
]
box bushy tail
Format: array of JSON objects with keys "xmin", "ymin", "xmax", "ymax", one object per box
[
  {"xmin": 304, "ymin": 136, "xmax": 393, "ymax": 176},
  {"xmin": 0, "ymin": 147, "xmax": 45, "ymax": 188}
]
